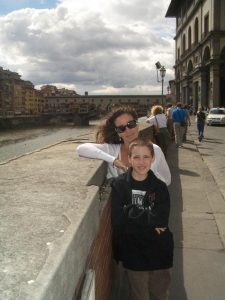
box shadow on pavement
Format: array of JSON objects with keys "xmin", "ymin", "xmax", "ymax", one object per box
[
  {"xmin": 203, "ymin": 137, "xmax": 223, "ymax": 141},
  {"xmin": 201, "ymin": 139, "xmax": 223, "ymax": 144},
  {"xmin": 178, "ymin": 169, "xmax": 200, "ymax": 177},
  {"xmin": 181, "ymin": 146, "xmax": 198, "ymax": 153},
  {"xmin": 167, "ymin": 142, "xmax": 188, "ymax": 300}
]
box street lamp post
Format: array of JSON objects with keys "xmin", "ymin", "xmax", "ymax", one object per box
[{"xmin": 155, "ymin": 62, "xmax": 166, "ymax": 107}]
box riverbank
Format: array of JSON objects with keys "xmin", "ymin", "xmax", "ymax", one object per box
[
  {"xmin": 0, "ymin": 112, "xmax": 91, "ymax": 130},
  {"xmin": 0, "ymin": 123, "xmax": 97, "ymax": 163}
]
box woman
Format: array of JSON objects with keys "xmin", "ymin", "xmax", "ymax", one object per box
[
  {"xmin": 77, "ymin": 106, "xmax": 171, "ymax": 186},
  {"xmin": 146, "ymin": 105, "xmax": 171, "ymax": 157}
]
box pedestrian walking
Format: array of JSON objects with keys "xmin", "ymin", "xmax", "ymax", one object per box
[
  {"xmin": 196, "ymin": 107, "xmax": 206, "ymax": 141},
  {"xmin": 172, "ymin": 102, "xmax": 188, "ymax": 148},
  {"xmin": 182, "ymin": 105, "xmax": 191, "ymax": 142},
  {"xmin": 165, "ymin": 103, "xmax": 174, "ymax": 141},
  {"xmin": 146, "ymin": 105, "xmax": 171, "ymax": 157},
  {"xmin": 111, "ymin": 138, "xmax": 174, "ymax": 300}
]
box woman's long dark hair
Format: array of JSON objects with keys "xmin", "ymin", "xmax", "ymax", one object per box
[{"xmin": 96, "ymin": 105, "xmax": 138, "ymax": 144}]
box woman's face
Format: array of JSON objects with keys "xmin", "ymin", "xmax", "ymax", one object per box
[{"xmin": 114, "ymin": 113, "xmax": 139, "ymax": 145}]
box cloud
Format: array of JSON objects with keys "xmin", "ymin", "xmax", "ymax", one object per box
[{"xmin": 0, "ymin": 0, "xmax": 175, "ymax": 95}]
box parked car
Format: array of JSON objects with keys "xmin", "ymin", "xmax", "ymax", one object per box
[{"xmin": 206, "ymin": 107, "xmax": 225, "ymax": 125}]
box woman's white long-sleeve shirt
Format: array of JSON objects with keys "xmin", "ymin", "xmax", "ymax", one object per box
[{"xmin": 77, "ymin": 142, "xmax": 171, "ymax": 186}]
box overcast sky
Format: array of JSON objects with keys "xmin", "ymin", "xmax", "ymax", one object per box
[{"xmin": 0, "ymin": 0, "xmax": 175, "ymax": 95}]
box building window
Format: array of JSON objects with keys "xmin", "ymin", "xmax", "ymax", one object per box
[
  {"xmin": 177, "ymin": 8, "xmax": 181, "ymax": 26},
  {"xmin": 182, "ymin": 34, "xmax": 186, "ymax": 54},
  {"xmin": 194, "ymin": 18, "xmax": 199, "ymax": 44},
  {"xmin": 188, "ymin": 26, "xmax": 192, "ymax": 49},
  {"xmin": 204, "ymin": 13, "xmax": 209, "ymax": 36},
  {"xmin": 177, "ymin": 48, "xmax": 180, "ymax": 60}
]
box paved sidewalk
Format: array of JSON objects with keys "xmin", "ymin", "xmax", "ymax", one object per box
[{"xmin": 168, "ymin": 128, "xmax": 225, "ymax": 300}]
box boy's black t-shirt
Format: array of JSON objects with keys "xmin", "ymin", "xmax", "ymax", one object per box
[{"xmin": 130, "ymin": 175, "xmax": 153, "ymax": 210}]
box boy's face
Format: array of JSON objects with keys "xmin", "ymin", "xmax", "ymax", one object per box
[{"xmin": 128, "ymin": 145, "xmax": 154, "ymax": 178}]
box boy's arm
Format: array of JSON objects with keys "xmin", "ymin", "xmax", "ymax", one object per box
[{"xmin": 151, "ymin": 183, "xmax": 170, "ymax": 228}]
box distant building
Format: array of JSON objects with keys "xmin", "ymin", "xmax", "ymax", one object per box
[
  {"xmin": 40, "ymin": 85, "xmax": 78, "ymax": 97},
  {"xmin": 0, "ymin": 67, "xmax": 44, "ymax": 115},
  {"xmin": 166, "ymin": 0, "xmax": 225, "ymax": 111},
  {"xmin": 0, "ymin": 67, "xmax": 21, "ymax": 114},
  {"xmin": 24, "ymin": 82, "xmax": 44, "ymax": 115}
]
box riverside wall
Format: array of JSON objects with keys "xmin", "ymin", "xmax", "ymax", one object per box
[{"xmin": 0, "ymin": 114, "xmax": 89, "ymax": 129}]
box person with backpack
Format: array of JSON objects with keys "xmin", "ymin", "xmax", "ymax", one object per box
[{"xmin": 196, "ymin": 107, "xmax": 206, "ymax": 141}]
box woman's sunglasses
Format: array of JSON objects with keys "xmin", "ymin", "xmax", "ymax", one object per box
[{"xmin": 115, "ymin": 119, "xmax": 138, "ymax": 133}]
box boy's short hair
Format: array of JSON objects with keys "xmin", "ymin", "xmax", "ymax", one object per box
[{"xmin": 128, "ymin": 138, "xmax": 154, "ymax": 157}]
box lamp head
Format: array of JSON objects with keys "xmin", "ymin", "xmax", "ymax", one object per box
[
  {"xmin": 160, "ymin": 66, "xmax": 166, "ymax": 78},
  {"xmin": 155, "ymin": 61, "xmax": 161, "ymax": 69}
]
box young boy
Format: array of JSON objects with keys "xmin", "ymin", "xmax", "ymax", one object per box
[{"xmin": 111, "ymin": 138, "xmax": 174, "ymax": 300}]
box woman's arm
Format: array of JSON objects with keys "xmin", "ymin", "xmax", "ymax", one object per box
[
  {"xmin": 77, "ymin": 143, "xmax": 131, "ymax": 177},
  {"xmin": 151, "ymin": 144, "xmax": 171, "ymax": 186},
  {"xmin": 77, "ymin": 142, "xmax": 117, "ymax": 165}
]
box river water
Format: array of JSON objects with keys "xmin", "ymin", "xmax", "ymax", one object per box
[{"xmin": 0, "ymin": 122, "xmax": 98, "ymax": 163}]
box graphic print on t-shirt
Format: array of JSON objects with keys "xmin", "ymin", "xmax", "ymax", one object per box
[
  {"xmin": 132, "ymin": 190, "xmax": 146, "ymax": 209},
  {"xmin": 132, "ymin": 189, "xmax": 155, "ymax": 211}
]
